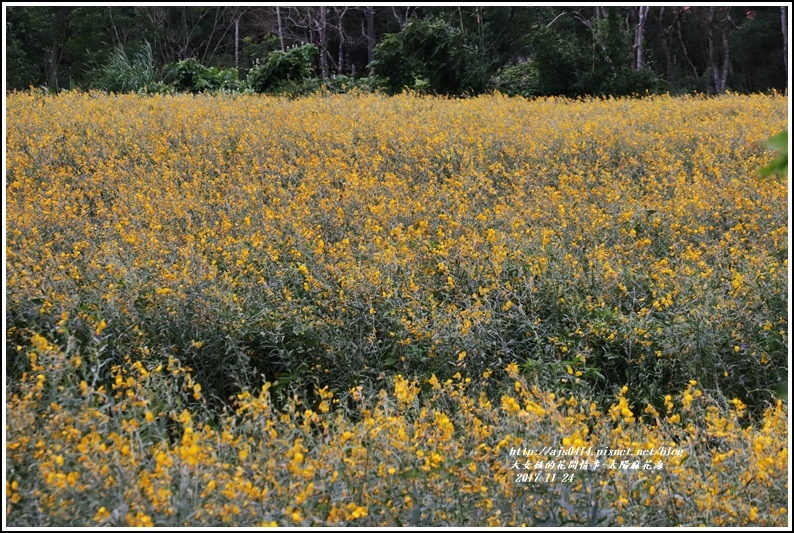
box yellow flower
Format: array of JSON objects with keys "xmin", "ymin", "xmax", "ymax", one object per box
[
  {"xmin": 427, "ymin": 374, "xmax": 441, "ymax": 390},
  {"xmin": 94, "ymin": 507, "xmax": 111, "ymax": 522},
  {"xmin": 501, "ymin": 395, "xmax": 521, "ymax": 414}
]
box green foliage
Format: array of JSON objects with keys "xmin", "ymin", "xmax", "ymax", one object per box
[
  {"xmin": 729, "ymin": 9, "xmax": 789, "ymax": 92},
  {"xmin": 97, "ymin": 42, "xmax": 158, "ymax": 93},
  {"xmin": 757, "ymin": 129, "xmax": 789, "ymax": 401},
  {"xmin": 5, "ymin": 7, "xmax": 58, "ymax": 90},
  {"xmin": 6, "ymin": 36, "xmax": 39, "ymax": 91},
  {"xmin": 600, "ymin": 68, "xmax": 660, "ymax": 96},
  {"xmin": 5, "ymin": 8, "xmax": 50, "ymax": 90},
  {"xmin": 166, "ymin": 58, "xmax": 244, "ymax": 93},
  {"xmin": 246, "ymin": 44, "xmax": 319, "ymax": 95},
  {"xmin": 240, "ymin": 34, "xmax": 282, "ymax": 71},
  {"xmin": 491, "ymin": 59, "xmax": 658, "ymax": 99},
  {"xmin": 321, "ymin": 75, "xmax": 376, "ymax": 95},
  {"xmin": 522, "ymin": 24, "xmax": 586, "ymax": 97},
  {"xmin": 372, "ymin": 17, "xmax": 471, "ymax": 95},
  {"xmin": 521, "ymin": 12, "xmax": 660, "ymax": 98},
  {"xmin": 369, "ymin": 36, "xmax": 415, "ymax": 95},
  {"xmin": 4, "ymin": 6, "xmax": 788, "ymax": 97},
  {"xmin": 758, "ymin": 131, "xmax": 788, "ymax": 178},
  {"xmin": 491, "ymin": 60, "xmax": 539, "ymax": 97},
  {"xmin": 166, "ymin": 58, "xmax": 203, "ymax": 92},
  {"xmin": 137, "ymin": 81, "xmax": 175, "ymax": 95}
]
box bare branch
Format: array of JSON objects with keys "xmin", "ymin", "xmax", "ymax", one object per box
[{"xmin": 546, "ymin": 11, "xmax": 568, "ymax": 28}]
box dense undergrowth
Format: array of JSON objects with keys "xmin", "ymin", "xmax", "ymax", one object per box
[{"xmin": 5, "ymin": 91, "xmax": 789, "ymax": 526}]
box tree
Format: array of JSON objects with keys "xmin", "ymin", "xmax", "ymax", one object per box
[
  {"xmin": 6, "ymin": 7, "xmax": 55, "ymax": 89},
  {"xmin": 365, "ymin": 6, "xmax": 376, "ymax": 70},
  {"xmin": 630, "ymin": 6, "xmax": 650, "ymax": 71},
  {"xmin": 318, "ymin": 6, "xmax": 329, "ymax": 79},
  {"xmin": 703, "ymin": 6, "xmax": 731, "ymax": 94},
  {"xmin": 247, "ymin": 43, "xmax": 318, "ymax": 94},
  {"xmin": 4, "ymin": 6, "xmax": 788, "ymax": 96},
  {"xmin": 372, "ymin": 16, "xmax": 469, "ymax": 95},
  {"xmin": 782, "ymin": 7, "xmax": 788, "ymax": 74}
]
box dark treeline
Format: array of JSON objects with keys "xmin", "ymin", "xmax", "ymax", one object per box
[{"xmin": 6, "ymin": 5, "xmax": 789, "ymax": 96}]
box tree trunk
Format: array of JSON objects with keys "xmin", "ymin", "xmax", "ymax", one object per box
[
  {"xmin": 782, "ymin": 6, "xmax": 788, "ymax": 76},
  {"xmin": 338, "ymin": 33, "xmax": 345, "ymax": 75},
  {"xmin": 657, "ymin": 7, "xmax": 676, "ymax": 84},
  {"xmin": 676, "ymin": 10, "xmax": 700, "ymax": 81},
  {"xmin": 717, "ymin": 27, "xmax": 729, "ymax": 93},
  {"xmin": 336, "ymin": 7, "xmax": 347, "ymax": 75},
  {"xmin": 366, "ymin": 6, "xmax": 376, "ymax": 70},
  {"xmin": 48, "ymin": 45, "xmax": 60, "ymax": 89},
  {"xmin": 705, "ymin": 7, "xmax": 730, "ymax": 94},
  {"xmin": 338, "ymin": 40, "xmax": 345, "ymax": 75},
  {"xmin": 596, "ymin": 6, "xmax": 606, "ymax": 21},
  {"xmin": 632, "ymin": 6, "xmax": 649, "ymax": 70},
  {"xmin": 319, "ymin": 6, "xmax": 329, "ymax": 79},
  {"xmin": 276, "ymin": 6, "xmax": 285, "ymax": 51}
]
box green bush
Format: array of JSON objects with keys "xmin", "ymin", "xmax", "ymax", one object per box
[
  {"xmin": 491, "ymin": 60, "xmax": 540, "ymax": 97},
  {"xmin": 247, "ymin": 44, "xmax": 318, "ymax": 95},
  {"xmin": 317, "ymin": 75, "xmax": 380, "ymax": 95},
  {"xmin": 758, "ymin": 131, "xmax": 788, "ymax": 178},
  {"xmin": 166, "ymin": 59, "xmax": 244, "ymax": 94},
  {"xmin": 240, "ymin": 34, "xmax": 281, "ymax": 72},
  {"xmin": 97, "ymin": 42, "xmax": 158, "ymax": 93},
  {"xmin": 599, "ymin": 68, "xmax": 661, "ymax": 96},
  {"xmin": 371, "ymin": 17, "xmax": 471, "ymax": 95}
]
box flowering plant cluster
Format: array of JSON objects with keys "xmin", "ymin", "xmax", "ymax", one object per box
[{"xmin": 6, "ymin": 91, "xmax": 788, "ymax": 526}]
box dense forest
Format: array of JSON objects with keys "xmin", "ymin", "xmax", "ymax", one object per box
[{"xmin": 6, "ymin": 5, "xmax": 789, "ymax": 96}]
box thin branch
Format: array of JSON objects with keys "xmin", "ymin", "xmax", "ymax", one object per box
[{"xmin": 546, "ymin": 11, "xmax": 568, "ymax": 28}]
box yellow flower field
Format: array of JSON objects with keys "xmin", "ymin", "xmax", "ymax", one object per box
[{"xmin": 5, "ymin": 91, "xmax": 789, "ymax": 526}]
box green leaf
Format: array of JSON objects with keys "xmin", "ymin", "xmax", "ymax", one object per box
[
  {"xmin": 765, "ymin": 131, "xmax": 788, "ymax": 152},
  {"xmin": 774, "ymin": 382, "xmax": 788, "ymax": 401},
  {"xmin": 758, "ymin": 131, "xmax": 788, "ymax": 178}
]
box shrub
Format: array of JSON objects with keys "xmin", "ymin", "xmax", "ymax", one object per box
[
  {"xmin": 491, "ymin": 60, "xmax": 540, "ymax": 97},
  {"xmin": 247, "ymin": 44, "xmax": 318, "ymax": 95},
  {"xmin": 5, "ymin": 90, "xmax": 788, "ymax": 527},
  {"xmin": 6, "ymin": 91, "xmax": 788, "ymax": 425},
  {"xmin": 371, "ymin": 17, "xmax": 472, "ymax": 95},
  {"xmin": 321, "ymin": 75, "xmax": 378, "ymax": 95},
  {"xmin": 5, "ymin": 331, "xmax": 788, "ymax": 526},
  {"xmin": 166, "ymin": 58, "xmax": 244, "ymax": 93},
  {"xmin": 97, "ymin": 41, "xmax": 158, "ymax": 93}
]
